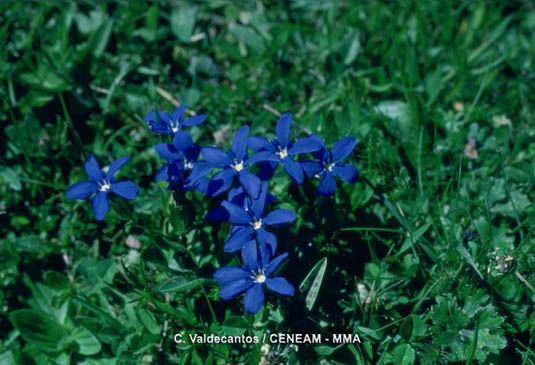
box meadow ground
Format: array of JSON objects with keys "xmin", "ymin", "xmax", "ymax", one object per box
[{"xmin": 1, "ymin": 1, "xmax": 535, "ymax": 364}]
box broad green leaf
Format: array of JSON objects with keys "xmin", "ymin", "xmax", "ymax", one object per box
[
  {"xmin": 69, "ymin": 327, "xmax": 102, "ymax": 355},
  {"xmin": 397, "ymin": 223, "xmax": 431, "ymax": 255},
  {"xmin": 299, "ymin": 257, "xmax": 327, "ymax": 311},
  {"xmin": 0, "ymin": 167, "xmax": 21, "ymax": 191},
  {"xmin": 9, "ymin": 309, "xmax": 68, "ymax": 353},
  {"xmin": 314, "ymin": 345, "xmax": 335, "ymax": 356},
  {"xmin": 393, "ymin": 344, "xmax": 416, "ymax": 365},
  {"xmin": 138, "ymin": 309, "xmax": 161, "ymax": 335},
  {"xmin": 159, "ymin": 276, "xmax": 207, "ymax": 293},
  {"xmin": 170, "ymin": 6, "xmax": 197, "ymax": 42},
  {"xmin": 228, "ymin": 23, "xmax": 265, "ymax": 54},
  {"xmin": 0, "ymin": 351, "xmax": 16, "ymax": 365},
  {"xmin": 221, "ymin": 315, "xmax": 248, "ymax": 336},
  {"xmin": 92, "ymin": 20, "xmax": 114, "ymax": 58}
]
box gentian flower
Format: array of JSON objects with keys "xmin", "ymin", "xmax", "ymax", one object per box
[
  {"xmin": 66, "ymin": 155, "xmax": 139, "ymax": 220},
  {"xmin": 214, "ymin": 251, "xmax": 295, "ymax": 314},
  {"xmin": 220, "ymin": 181, "xmax": 295, "ymax": 255},
  {"xmin": 201, "ymin": 126, "xmax": 269, "ymax": 197},
  {"xmin": 144, "ymin": 104, "xmax": 206, "ymax": 135},
  {"xmin": 301, "ymin": 136, "xmax": 359, "ymax": 195},
  {"xmin": 248, "ymin": 112, "xmax": 323, "ymax": 183},
  {"xmin": 206, "ymin": 186, "xmax": 277, "ymax": 222},
  {"xmin": 154, "ymin": 131, "xmax": 211, "ymax": 194}
]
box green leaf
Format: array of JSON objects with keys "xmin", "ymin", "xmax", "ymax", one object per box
[
  {"xmin": 393, "ymin": 344, "xmax": 416, "ymax": 365},
  {"xmin": 138, "ymin": 309, "xmax": 161, "ymax": 335},
  {"xmin": 397, "ymin": 223, "xmax": 431, "ymax": 255},
  {"xmin": 170, "ymin": 6, "xmax": 197, "ymax": 42},
  {"xmin": 0, "ymin": 351, "xmax": 16, "ymax": 365},
  {"xmin": 298, "ymin": 257, "xmax": 327, "ymax": 311},
  {"xmin": 9, "ymin": 309, "xmax": 68, "ymax": 353},
  {"xmin": 314, "ymin": 345, "xmax": 335, "ymax": 356},
  {"xmin": 69, "ymin": 326, "xmax": 102, "ymax": 355},
  {"xmin": 221, "ymin": 315, "xmax": 248, "ymax": 336},
  {"xmin": 228, "ymin": 23, "xmax": 265, "ymax": 54},
  {"xmin": 0, "ymin": 167, "xmax": 22, "ymax": 191},
  {"xmin": 159, "ymin": 276, "xmax": 208, "ymax": 293},
  {"xmin": 92, "ymin": 20, "xmax": 114, "ymax": 58}
]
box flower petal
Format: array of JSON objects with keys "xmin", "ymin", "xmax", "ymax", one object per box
[
  {"xmin": 300, "ymin": 160, "xmax": 322, "ymax": 178},
  {"xmin": 232, "ymin": 125, "xmax": 250, "ymax": 161},
  {"xmin": 283, "ymin": 158, "xmax": 304, "ymax": 184},
  {"xmin": 154, "ymin": 143, "xmax": 181, "ymax": 161},
  {"xmin": 256, "ymin": 228, "xmax": 277, "ymax": 256},
  {"xmin": 275, "ymin": 112, "xmax": 291, "ymax": 147},
  {"xmin": 183, "ymin": 114, "xmax": 206, "ymax": 127},
  {"xmin": 243, "ymin": 284, "xmax": 265, "ymax": 314},
  {"xmin": 206, "ymin": 207, "xmax": 229, "ymax": 221},
  {"xmin": 224, "ymin": 227, "xmax": 254, "ymax": 252},
  {"xmin": 238, "ymin": 170, "xmax": 261, "ymax": 198},
  {"xmin": 266, "ymin": 277, "xmax": 295, "ymax": 296},
  {"xmin": 251, "ymin": 181, "xmax": 268, "ymax": 217},
  {"xmin": 317, "ymin": 172, "xmax": 337, "ymax": 195},
  {"xmin": 289, "ymin": 135, "xmax": 324, "ymax": 155},
  {"xmin": 106, "ymin": 156, "xmax": 130, "ymax": 179},
  {"xmin": 207, "ymin": 168, "xmax": 235, "ymax": 196},
  {"xmin": 155, "ymin": 164, "xmax": 169, "ymax": 181},
  {"xmin": 333, "ymin": 164, "xmax": 359, "ymax": 183},
  {"xmin": 265, "ymin": 252, "xmax": 289, "ymax": 276},
  {"xmin": 241, "ymin": 239, "xmax": 258, "ymax": 268},
  {"xmin": 221, "ymin": 201, "xmax": 252, "ymax": 224},
  {"xmin": 172, "ymin": 131, "xmax": 194, "ymax": 152},
  {"xmin": 66, "ymin": 181, "xmax": 97, "ymax": 199},
  {"xmin": 263, "ymin": 209, "xmax": 296, "ymax": 225},
  {"xmin": 214, "ymin": 266, "xmax": 249, "ymax": 285},
  {"xmin": 85, "ymin": 154, "xmax": 104, "ymax": 181},
  {"xmin": 92, "ymin": 191, "xmax": 110, "ymax": 220},
  {"xmin": 202, "ymin": 147, "xmax": 232, "ymax": 167},
  {"xmin": 219, "ymin": 279, "xmax": 253, "ymax": 300},
  {"xmin": 332, "ymin": 136, "xmax": 356, "ymax": 163},
  {"xmin": 248, "ymin": 136, "xmax": 271, "ymax": 152},
  {"xmin": 110, "ymin": 181, "xmax": 139, "ymax": 199},
  {"xmin": 247, "ymin": 151, "xmax": 280, "ymax": 165},
  {"xmin": 171, "ymin": 104, "xmax": 187, "ymax": 124},
  {"xmin": 188, "ymin": 161, "xmax": 213, "ymax": 182}
]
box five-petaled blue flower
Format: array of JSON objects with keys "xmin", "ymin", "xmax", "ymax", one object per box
[
  {"xmin": 154, "ymin": 131, "xmax": 211, "ymax": 194},
  {"xmin": 200, "ymin": 125, "xmax": 270, "ymax": 198},
  {"xmin": 218, "ymin": 181, "xmax": 295, "ymax": 256},
  {"xmin": 214, "ymin": 251, "xmax": 294, "ymax": 314},
  {"xmin": 66, "ymin": 155, "xmax": 139, "ymax": 220},
  {"xmin": 248, "ymin": 112, "xmax": 323, "ymax": 183},
  {"xmin": 301, "ymin": 136, "xmax": 359, "ymax": 195},
  {"xmin": 144, "ymin": 104, "xmax": 206, "ymax": 135}
]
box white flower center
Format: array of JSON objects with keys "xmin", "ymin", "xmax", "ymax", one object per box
[
  {"xmin": 171, "ymin": 121, "xmax": 179, "ymax": 133},
  {"xmin": 276, "ymin": 147, "xmax": 288, "ymax": 159},
  {"xmin": 255, "ymin": 274, "xmax": 266, "ymax": 283},
  {"xmin": 252, "ymin": 268, "xmax": 267, "ymax": 283},
  {"xmin": 99, "ymin": 180, "xmax": 111, "ymax": 192},
  {"xmin": 325, "ymin": 163, "xmax": 335, "ymax": 172},
  {"xmin": 252, "ymin": 219, "xmax": 262, "ymax": 230},
  {"xmin": 314, "ymin": 173, "xmax": 321, "ymax": 179},
  {"xmin": 184, "ymin": 161, "xmax": 194, "ymax": 169},
  {"xmin": 232, "ymin": 161, "xmax": 244, "ymax": 172}
]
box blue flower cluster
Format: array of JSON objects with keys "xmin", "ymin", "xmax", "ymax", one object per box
[{"xmin": 66, "ymin": 104, "xmax": 359, "ymax": 314}]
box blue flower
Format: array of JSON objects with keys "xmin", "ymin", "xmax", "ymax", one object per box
[
  {"xmin": 218, "ymin": 181, "xmax": 295, "ymax": 256},
  {"xmin": 301, "ymin": 136, "xmax": 359, "ymax": 195},
  {"xmin": 206, "ymin": 186, "xmax": 277, "ymax": 222},
  {"xmin": 200, "ymin": 125, "xmax": 271, "ymax": 197},
  {"xmin": 248, "ymin": 112, "xmax": 323, "ymax": 184},
  {"xmin": 66, "ymin": 155, "xmax": 139, "ymax": 220},
  {"xmin": 154, "ymin": 131, "xmax": 211, "ymax": 193},
  {"xmin": 214, "ymin": 251, "xmax": 295, "ymax": 314},
  {"xmin": 144, "ymin": 104, "xmax": 206, "ymax": 135}
]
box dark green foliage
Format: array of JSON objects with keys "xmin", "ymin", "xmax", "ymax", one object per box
[{"xmin": 1, "ymin": 0, "xmax": 534, "ymax": 364}]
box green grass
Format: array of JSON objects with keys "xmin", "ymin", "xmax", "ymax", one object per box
[{"xmin": 1, "ymin": 0, "xmax": 535, "ymax": 364}]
